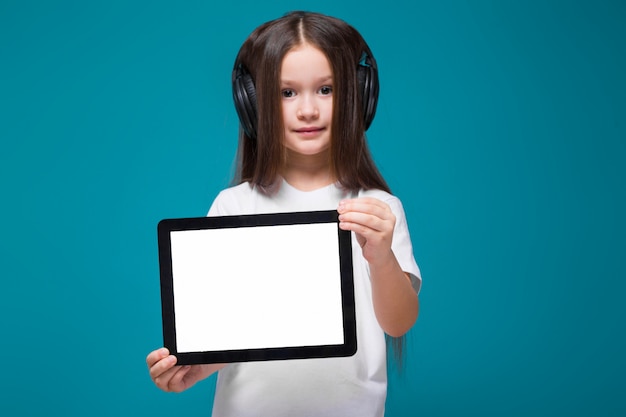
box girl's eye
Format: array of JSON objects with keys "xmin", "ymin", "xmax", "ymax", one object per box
[
  {"xmin": 281, "ymin": 89, "xmax": 296, "ymax": 98},
  {"xmin": 319, "ymin": 85, "xmax": 333, "ymax": 95}
]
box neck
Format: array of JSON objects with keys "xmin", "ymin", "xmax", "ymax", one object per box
[{"xmin": 281, "ymin": 149, "xmax": 335, "ymax": 191}]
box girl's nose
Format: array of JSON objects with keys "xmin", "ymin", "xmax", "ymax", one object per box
[{"xmin": 297, "ymin": 95, "xmax": 319, "ymax": 120}]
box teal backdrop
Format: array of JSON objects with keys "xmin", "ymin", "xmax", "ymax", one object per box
[{"xmin": 1, "ymin": 0, "xmax": 624, "ymax": 415}]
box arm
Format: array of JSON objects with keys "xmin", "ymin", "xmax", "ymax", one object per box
[
  {"xmin": 338, "ymin": 197, "xmax": 419, "ymax": 337},
  {"xmin": 146, "ymin": 348, "xmax": 226, "ymax": 393}
]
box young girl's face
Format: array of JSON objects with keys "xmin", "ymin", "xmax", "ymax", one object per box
[{"xmin": 280, "ymin": 43, "xmax": 333, "ymax": 161}]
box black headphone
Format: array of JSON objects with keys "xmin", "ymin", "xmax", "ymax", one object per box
[{"xmin": 232, "ymin": 51, "xmax": 379, "ymax": 140}]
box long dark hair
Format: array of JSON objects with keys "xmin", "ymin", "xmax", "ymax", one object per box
[
  {"xmin": 231, "ymin": 11, "xmax": 407, "ymax": 367},
  {"xmin": 232, "ymin": 11, "xmax": 389, "ymax": 193}
]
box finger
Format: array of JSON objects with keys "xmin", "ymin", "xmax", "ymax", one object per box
[
  {"xmin": 152, "ymin": 358, "xmax": 182, "ymax": 391},
  {"xmin": 149, "ymin": 354, "xmax": 178, "ymax": 381},
  {"xmin": 339, "ymin": 212, "xmax": 379, "ymax": 230},
  {"xmin": 338, "ymin": 199, "xmax": 392, "ymax": 220},
  {"xmin": 146, "ymin": 347, "xmax": 170, "ymax": 368},
  {"xmin": 339, "ymin": 219, "xmax": 385, "ymax": 240},
  {"xmin": 168, "ymin": 365, "xmax": 192, "ymax": 392},
  {"xmin": 339, "ymin": 211, "xmax": 391, "ymax": 234}
]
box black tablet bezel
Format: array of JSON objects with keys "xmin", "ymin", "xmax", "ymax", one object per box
[{"xmin": 157, "ymin": 210, "xmax": 356, "ymax": 365}]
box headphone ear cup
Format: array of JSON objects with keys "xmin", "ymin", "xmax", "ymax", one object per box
[
  {"xmin": 358, "ymin": 54, "xmax": 379, "ymax": 130},
  {"xmin": 232, "ymin": 65, "xmax": 258, "ymax": 139}
]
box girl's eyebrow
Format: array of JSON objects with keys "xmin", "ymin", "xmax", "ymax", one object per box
[{"xmin": 280, "ymin": 75, "xmax": 333, "ymax": 85}]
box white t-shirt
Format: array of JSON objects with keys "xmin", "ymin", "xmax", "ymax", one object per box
[{"xmin": 207, "ymin": 180, "xmax": 421, "ymax": 417}]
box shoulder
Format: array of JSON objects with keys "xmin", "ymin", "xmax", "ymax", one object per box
[
  {"xmin": 217, "ymin": 182, "xmax": 255, "ymax": 199},
  {"xmin": 208, "ymin": 182, "xmax": 256, "ymax": 216}
]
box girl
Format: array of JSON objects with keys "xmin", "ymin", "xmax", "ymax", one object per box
[{"xmin": 147, "ymin": 11, "xmax": 421, "ymax": 417}]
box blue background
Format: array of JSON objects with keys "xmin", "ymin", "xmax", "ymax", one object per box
[{"xmin": 1, "ymin": 0, "xmax": 624, "ymax": 415}]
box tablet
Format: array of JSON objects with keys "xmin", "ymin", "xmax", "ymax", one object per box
[{"xmin": 157, "ymin": 210, "xmax": 356, "ymax": 365}]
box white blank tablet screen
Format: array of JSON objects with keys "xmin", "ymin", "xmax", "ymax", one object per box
[{"xmin": 169, "ymin": 222, "xmax": 345, "ymax": 353}]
